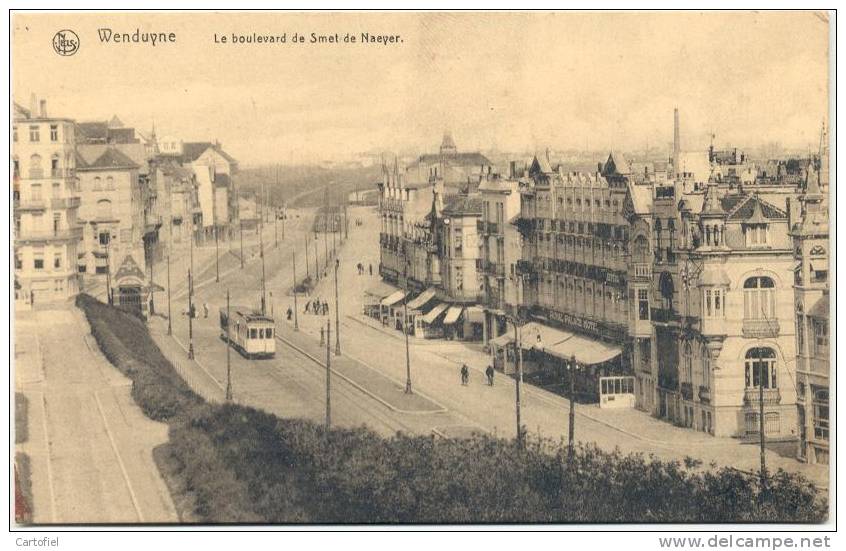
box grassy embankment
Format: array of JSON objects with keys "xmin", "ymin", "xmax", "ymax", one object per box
[{"xmin": 76, "ymin": 293, "xmax": 828, "ymax": 524}]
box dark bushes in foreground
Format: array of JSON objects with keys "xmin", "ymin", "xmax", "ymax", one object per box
[{"xmin": 77, "ymin": 294, "xmax": 828, "ymax": 524}]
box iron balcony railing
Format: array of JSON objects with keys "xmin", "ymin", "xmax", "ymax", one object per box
[{"xmin": 744, "ymin": 388, "xmax": 781, "ymax": 406}]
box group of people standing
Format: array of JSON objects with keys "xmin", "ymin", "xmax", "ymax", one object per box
[
  {"xmin": 460, "ymin": 364, "xmax": 496, "ymax": 386},
  {"xmin": 356, "ymin": 263, "xmax": 373, "ymax": 276},
  {"xmin": 303, "ymin": 298, "xmax": 329, "ymax": 316}
]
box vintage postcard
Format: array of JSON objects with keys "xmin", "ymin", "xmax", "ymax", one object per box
[{"xmin": 10, "ymin": 10, "xmax": 832, "ymax": 529}]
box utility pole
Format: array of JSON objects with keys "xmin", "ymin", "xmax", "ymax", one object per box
[
  {"xmin": 305, "ymin": 233, "xmax": 311, "ymax": 280},
  {"xmin": 344, "ymin": 202, "xmax": 348, "ymax": 240},
  {"xmin": 314, "ymin": 233, "xmax": 320, "ymax": 282},
  {"xmin": 325, "ymin": 319, "xmax": 332, "ymax": 428},
  {"xmin": 215, "ymin": 224, "xmax": 220, "ymax": 283},
  {"xmin": 166, "ymin": 255, "xmax": 172, "ymax": 335},
  {"xmin": 323, "ymin": 187, "xmax": 329, "ymax": 266},
  {"xmin": 568, "ymin": 355, "xmax": 576, "ymax": 462},
  {"xmin": 274, "ymin": 165, "xmax": 279, "ymax": 248},
  {"xmin": 225, "ymin": 289, "xmax": 232, "ymax": 401},
  {"xmin": 260, "ymin": 218, "xmax": 267, "ymax": 315},
  {"xmin": 292, "ymin": 250, "xmax": 299, "ymax": 331},
  {"xmin": 404, "ymin": 297, "xmax": 412, "ymax": 394},
  {"xmin": 334, "ymin": 258, "xmax": 341, "ymax": 356},
  {"xmin": 149, "ymin": 246, "xmax": 155, "ymax": 315},
  {"xmin": 188, "ymin": 269, "xmax": 194, "ymax": 360},
  {"xmin": 239, "ymin": 220, "xmax": 244, "ymax": 269},
  {"xmin": 512, "ymin": 318, "xmax": 524, "ymax": 447},
  {"xmin": 105, "ymin": 236, "xmax": 112, "ymax": 305}
]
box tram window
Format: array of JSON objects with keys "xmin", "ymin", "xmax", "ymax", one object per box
[
  {"xmin": 601, "ymin": 380, "xmax": 608, "ymax": 394},
  {"xmin": 250, "ymin": 328, "xmax": 258, "ymax": 339},
  {"xmin": 266, "ymin": 328, "xmax": 273, "ymax": 339},
  {"xmin": 614, "ymin": 379, "xmax": 621, "ymax": 394}
]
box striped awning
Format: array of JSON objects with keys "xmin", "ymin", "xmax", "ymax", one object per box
[
  {"xmin": 443, "ymin": 306, "xmax": 464, "ymax": 325},
  {"xmin": 422, "ymin": 302, "xmax": 450, "ymax": 324},
  {"xmin": 381, "ymin": 290, "xmax": 407, "ymax": 307},
  {"xmin": 406, "ymin": 287, "xmax": 437, "ymax": 310}
]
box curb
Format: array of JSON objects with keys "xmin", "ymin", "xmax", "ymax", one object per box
[{"xmin": 275, "ymin": 334, "xmax": 447, "ymax": 415}]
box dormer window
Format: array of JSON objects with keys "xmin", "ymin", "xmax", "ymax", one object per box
[{"xmin": 744, "ymin": 223, "xmax": 768, "ymax": 247}]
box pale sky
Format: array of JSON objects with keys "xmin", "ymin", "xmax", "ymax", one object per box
[{"xmin": 13, "ymin": 11, "xmax": 830, "ymax": 165}]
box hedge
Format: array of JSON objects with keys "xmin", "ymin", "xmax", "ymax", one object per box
[{"xmin": 76, "ymin": 293, "xmax": 828, "ymax": 524}]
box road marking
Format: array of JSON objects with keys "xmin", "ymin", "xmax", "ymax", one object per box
[
  {"xmin": 38, "ymin": 392, "xmax": 58, "ymax": 523},
  {"xmin": 93, "ymin": 389, "xmax": 144, "ymax": 522}
]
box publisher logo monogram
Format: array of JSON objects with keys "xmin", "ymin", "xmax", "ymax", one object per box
[{"xmin": 52, "ymin": 30, "xmax": 79, "ymax": 56}]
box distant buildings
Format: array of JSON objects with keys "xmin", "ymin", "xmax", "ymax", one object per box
[
  {"xmin": 403, "ymin": 132, "xmax": 493, "ymax": 191},
  {"xmin": 13, "ymin": 99, "xmax": 82, "ymax": 306},
  {"xmin": 12, "ymin": 95, "xmax": 241, "ymax": 315}
]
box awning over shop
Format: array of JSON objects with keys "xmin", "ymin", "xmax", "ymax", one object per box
[
  {"xmin": 381, "ymin": 290, "xmax": 407, "ymax": 307},
  {"xmin": 488, "ymin": 321, "xmax": 622, "ymax": 365},
  {"xmin": 422, "ymin": 302, "xmax": 450, "ymax": 324},
  {"xmin": 443, "ymin": 306, "xmax": 464, "ymax": 325},
  {"xmin": 465, "ymin": 306, "xmax": 485, "ymax": 324},
  {"xmin": 545, "ymin": 333, "xmax": 622, "ymax": 365},
  {"xmin": 365, "ymin": 281, "xmax": 399, "ymax": 301},
  {"xmin": 406, "ymin": 287, "xmax": 437, "ymax": 310}
]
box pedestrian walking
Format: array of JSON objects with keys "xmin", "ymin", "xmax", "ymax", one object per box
[
  {"xmin": 286, "ymin": 307, "xmax": 292, "ymax": 321},
  {"xmin": 304, "ymin": 300, "xmax": 311, "ymax": 313},
  {"xmin": 460, "ymin": 364, "xmax": 470, "ymax": 386},
  {"xmin": 486, "ymin": 365, "xmax": 495, "ymax": 386},
  {"xmin": 368, "ymin": 263, "xmax": 373, "ymax": 276},
  {"xmin": 323, "ymin": 301, "xmax": 329, "ymax": 315},
  {"xmin": 203, "ymin": 302, "xmax": 209, "ymax": 318}
]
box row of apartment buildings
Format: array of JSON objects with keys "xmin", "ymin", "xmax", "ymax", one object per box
[
  {"xmin": 12, "ymin": 96, "xmax": 242, "ymax": 315},
  {"xmin": 376, "ymin": 117, "xmax": 830, "ymax": 464}
]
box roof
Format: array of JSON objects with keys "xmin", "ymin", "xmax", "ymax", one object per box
[
  {"xmin": 181, "ymin": 142, "xmax": 239, "ymax": 165},
  {"xmin": 442, "ymin": 195, "xmax": 483, "ymax": 216},
  {"xmin": 76, "ymin": 146, "xmax": 139, "ymax": 170},
  {"xmin": 808, "ymin": 294, "xmax": 829, "ymax": 319},
  {"xmin": 628, "ymin": 183, "xmax": 653, "ymax": 215},
  {"xmin": 725, "ymin": 194, "xmax": 787, "ymax": 221},
  {"xmin": 603, "ymin": 151, "xmax": 631, "ymax": 176},
  {"xmin": 410, "ymin": 151, "xmax": 491, "ymax": 167}
]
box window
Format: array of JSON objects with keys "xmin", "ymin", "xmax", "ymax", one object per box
[
  {"xmin": 796, "ymin": 305, "xmax": 804, "ymax": 352},
  {"xmin": 250, "ymin": 328, "xmax": 258, "ymax": 339},
  {"xmin": 744, "ymin": 224, "xmax": 769, "ymax": 246},
  {"xmin": 54, "ymin": 279, "xmax": 64, "ymax": 293},
  {"xmin": 701, "ymin": 347, "xmax": 711, "ymax": 389},
  {"xmin": 97, "ymin": 199, "xmax": 113, "ymax": 220},
  {"xmin": 744, "ymin": 347, "xmax": 777, "ymax": 389},
  {"xmin": 34, "ymin": 254, "xmax": 44, "ymax": 270},
  {"xmin": 13, "ymin": 126, "xmax": 18, "ymax": 142},
  {"xmin": 106, "ymin": 176, "xmax": 115, "ymax": 190},
  {"xmin": 53, "ymin": 254, "xmax": 62, "ymax": 269},
  {"xmin": 93, "ymin": 177, "xmax": 102, "ymax": 191},
  {"xmin": 813, "ymin": 389, "xmax": 829, "ymax": 440},
  {"xmin": 31, "ymin": 184, "xmax": 42, "ymax": 201},
  {"xmin": 265, "ymin": 328, "xmax": 273, "ymax": 339},
  {"xmin": 703, "ymin": 288, "xmax": 725, "ymax": 318},
  {"xmin": 15, "ymin": 253, "xmax": 22, "ymax": 270},
  {"xmin": 50, "ymin": 125, "xmax": 58, "ymax": 142},
  {"xmin": 812, "ymin": 319, "xmax": 828, "ymax": 357},
  {"xmin": 682, "ymin": 341, "xmax": 693, "ymax": 383},
  {"xmin": 743, "ymin": 276, "xmax": 775, "ymax": 320},
  {"xmin": 654, "ymin": 219, "xmax": 663, "ymax": 262},
  {"xmin": 638, "ymin": 289, "xmax": 650, "ymax": 320},
  {"xmin": 29, "ymin": 125, "xmax": 40, "ymax": 142},
  {"xmin": 99, "ymin": 232, "xmax": 111, "ymax": 246}
]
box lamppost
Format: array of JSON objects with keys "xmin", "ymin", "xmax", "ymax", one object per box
[
  {"xmin": 166, "ymin": 255, "xmax": 172, "ymax": 335},
  {"xmin": 225, "ymin": 289, "xmax": 232, "ymax": 401},
  {"xmin": 215, "ymin": 223, "xmax": 220, "ymax": 283},
  {"xmin": 292, "ymin": 250, "xmax": 299, "ymax": 331},
  {"xmin": 404, "ymin": 297, "xmax": 412, "ymax": 394},
  {"xmin": 568, "ymin": 354, "xmax": 577, "ymax": 461},
  {"xmin": 187, "ymin": 269, "xmax": 194, "ymax": 360},
  {"xmin": 314, "ymin": 232, "xmax": 320, "ymax": 282},
  {"xmin": 508, "ymin": 315, "xmax": 524, "ymax": 447},
  {"xmin": 305, "ymin": 233, "xmax": 310, "ymax": 280},
  {"xmin": 325, "ymin": 318, "xmax": 332, "ymax": 428},
  {"xmin": 239, "ymin": 219, "xmax": 244, "ymax": 269},
  {"xmin": 334, "ymin": 258, "xmax": 341, "ymax": 356}
]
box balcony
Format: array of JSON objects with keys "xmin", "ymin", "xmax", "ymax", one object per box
[
  {"xmin": 698, "ymin": 386, "xmax": 711, "ymax": 404},
  {"xmin": 51, "ymin": 196, "xmax": 81, "ymax": 209},
  {"xmin": 680, "ymin": 382, "xmax": 694, "ymax": 401},
  {"xmin": 17, "ymin": 226, "xmax": 83, "ymax": 243},
  {"xmin": 15, "ymin": 199, "xmax": 47, "ymax": 212},
  {"xmin": 744, "ymin": 387, "xmax": 782, "ymax": 406},
  {"xmin": 650, "ymin": 307, "xmax": 680, "ymax": 324},
  {"xmin": 633, "ymin": 262, "xmax": 651, "ymax": 279},
  {"xmin": 515, "ymin": 259, "xmax": 534, "ymax": 276},
  {"xmin": 742, "ymin": 319, "xmax": 780, "ymax": 339}
]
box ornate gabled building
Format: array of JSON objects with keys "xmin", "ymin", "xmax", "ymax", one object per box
[
  {"xmin": 403, "ymin": 132, "xmax": 493, "ymax": 191},
  {"xmin": 634, "ymin": 177, "xmax": 800, "ymax": 439},
  {"xmin": 792, "ymin": 133, "xmax": 830, "ymax": 464}
]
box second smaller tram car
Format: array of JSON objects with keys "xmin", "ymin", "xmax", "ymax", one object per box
[{"xmin": 219, "ymin": 307, "xmax": 276, "ymax": 359}]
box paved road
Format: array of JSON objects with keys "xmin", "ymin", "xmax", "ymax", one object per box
[
  {"xmin": 158, "ymin": 205, "xmax": 829, "ymax": 488},
  {"xmin": 15, "ymin": 305, "xmax": 178, "ymax": 524}
]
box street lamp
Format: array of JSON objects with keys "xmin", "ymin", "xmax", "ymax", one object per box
[
  {"xmin": 225, "ymin": 289, "xmax": 232, "ymax": 401},
  {"xmin": 508, "ymin": 315, "xmax": 524, "ymax": 447},
  {"xmin": 166, "ymin": 255, "xmax": 172, "ymax": 335},
  {"xmin": 188, "ymin": 268, "xmax": 195, "ymax": 360},
  {"xmin": 334, "ymin": 258, "xmax": 341, "ymax": 356},
  {"xmin": 403, "ymin": 296, "xmax": 412, "ymax": 394},
  {"xmin": 292, "ymin": 250, "xmax": 299, "ymax": 331},
  {"xmin": 325, "ymin": 318, "xmax": 332, "ymax": 428},
  {"xmin": 568, "ymin": 354, "xmax": 577, "ymax": 461}
]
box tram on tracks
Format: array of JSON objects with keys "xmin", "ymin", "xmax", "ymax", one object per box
[{"xmin": 219, "ymin": 306, "xmax": 276, "ymax": 359}]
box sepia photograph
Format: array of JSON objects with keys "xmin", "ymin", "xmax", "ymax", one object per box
[{"xmin": 8, "ymin": 8, "xmax": 834, "ymax": 532}]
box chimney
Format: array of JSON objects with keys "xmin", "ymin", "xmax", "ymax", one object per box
[
  {"xmin": 509, "ymin": 160, "xmax": 516, "ymax": 178},
  {"xmin": 39, "ymin": 99, "xmax": 47, "ymax": 117}
]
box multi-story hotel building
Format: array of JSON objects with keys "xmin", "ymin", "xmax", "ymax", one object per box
[
  {"xmin": 792, "ymin": 139, "xmax": 830, "ymax": 464},
  {"xmin": 13, "ymin": 99, "xmax": 82, "ymax": 306}
]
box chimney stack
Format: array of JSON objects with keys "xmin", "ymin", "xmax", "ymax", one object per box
[{"xmin": 39, "ymin": 99, "xmax": 47, "ymax": 117}]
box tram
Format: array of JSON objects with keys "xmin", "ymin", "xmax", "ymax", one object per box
[{"xmin": 219, "ymin": 307, "xmax": 276, "ymax": 359}]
